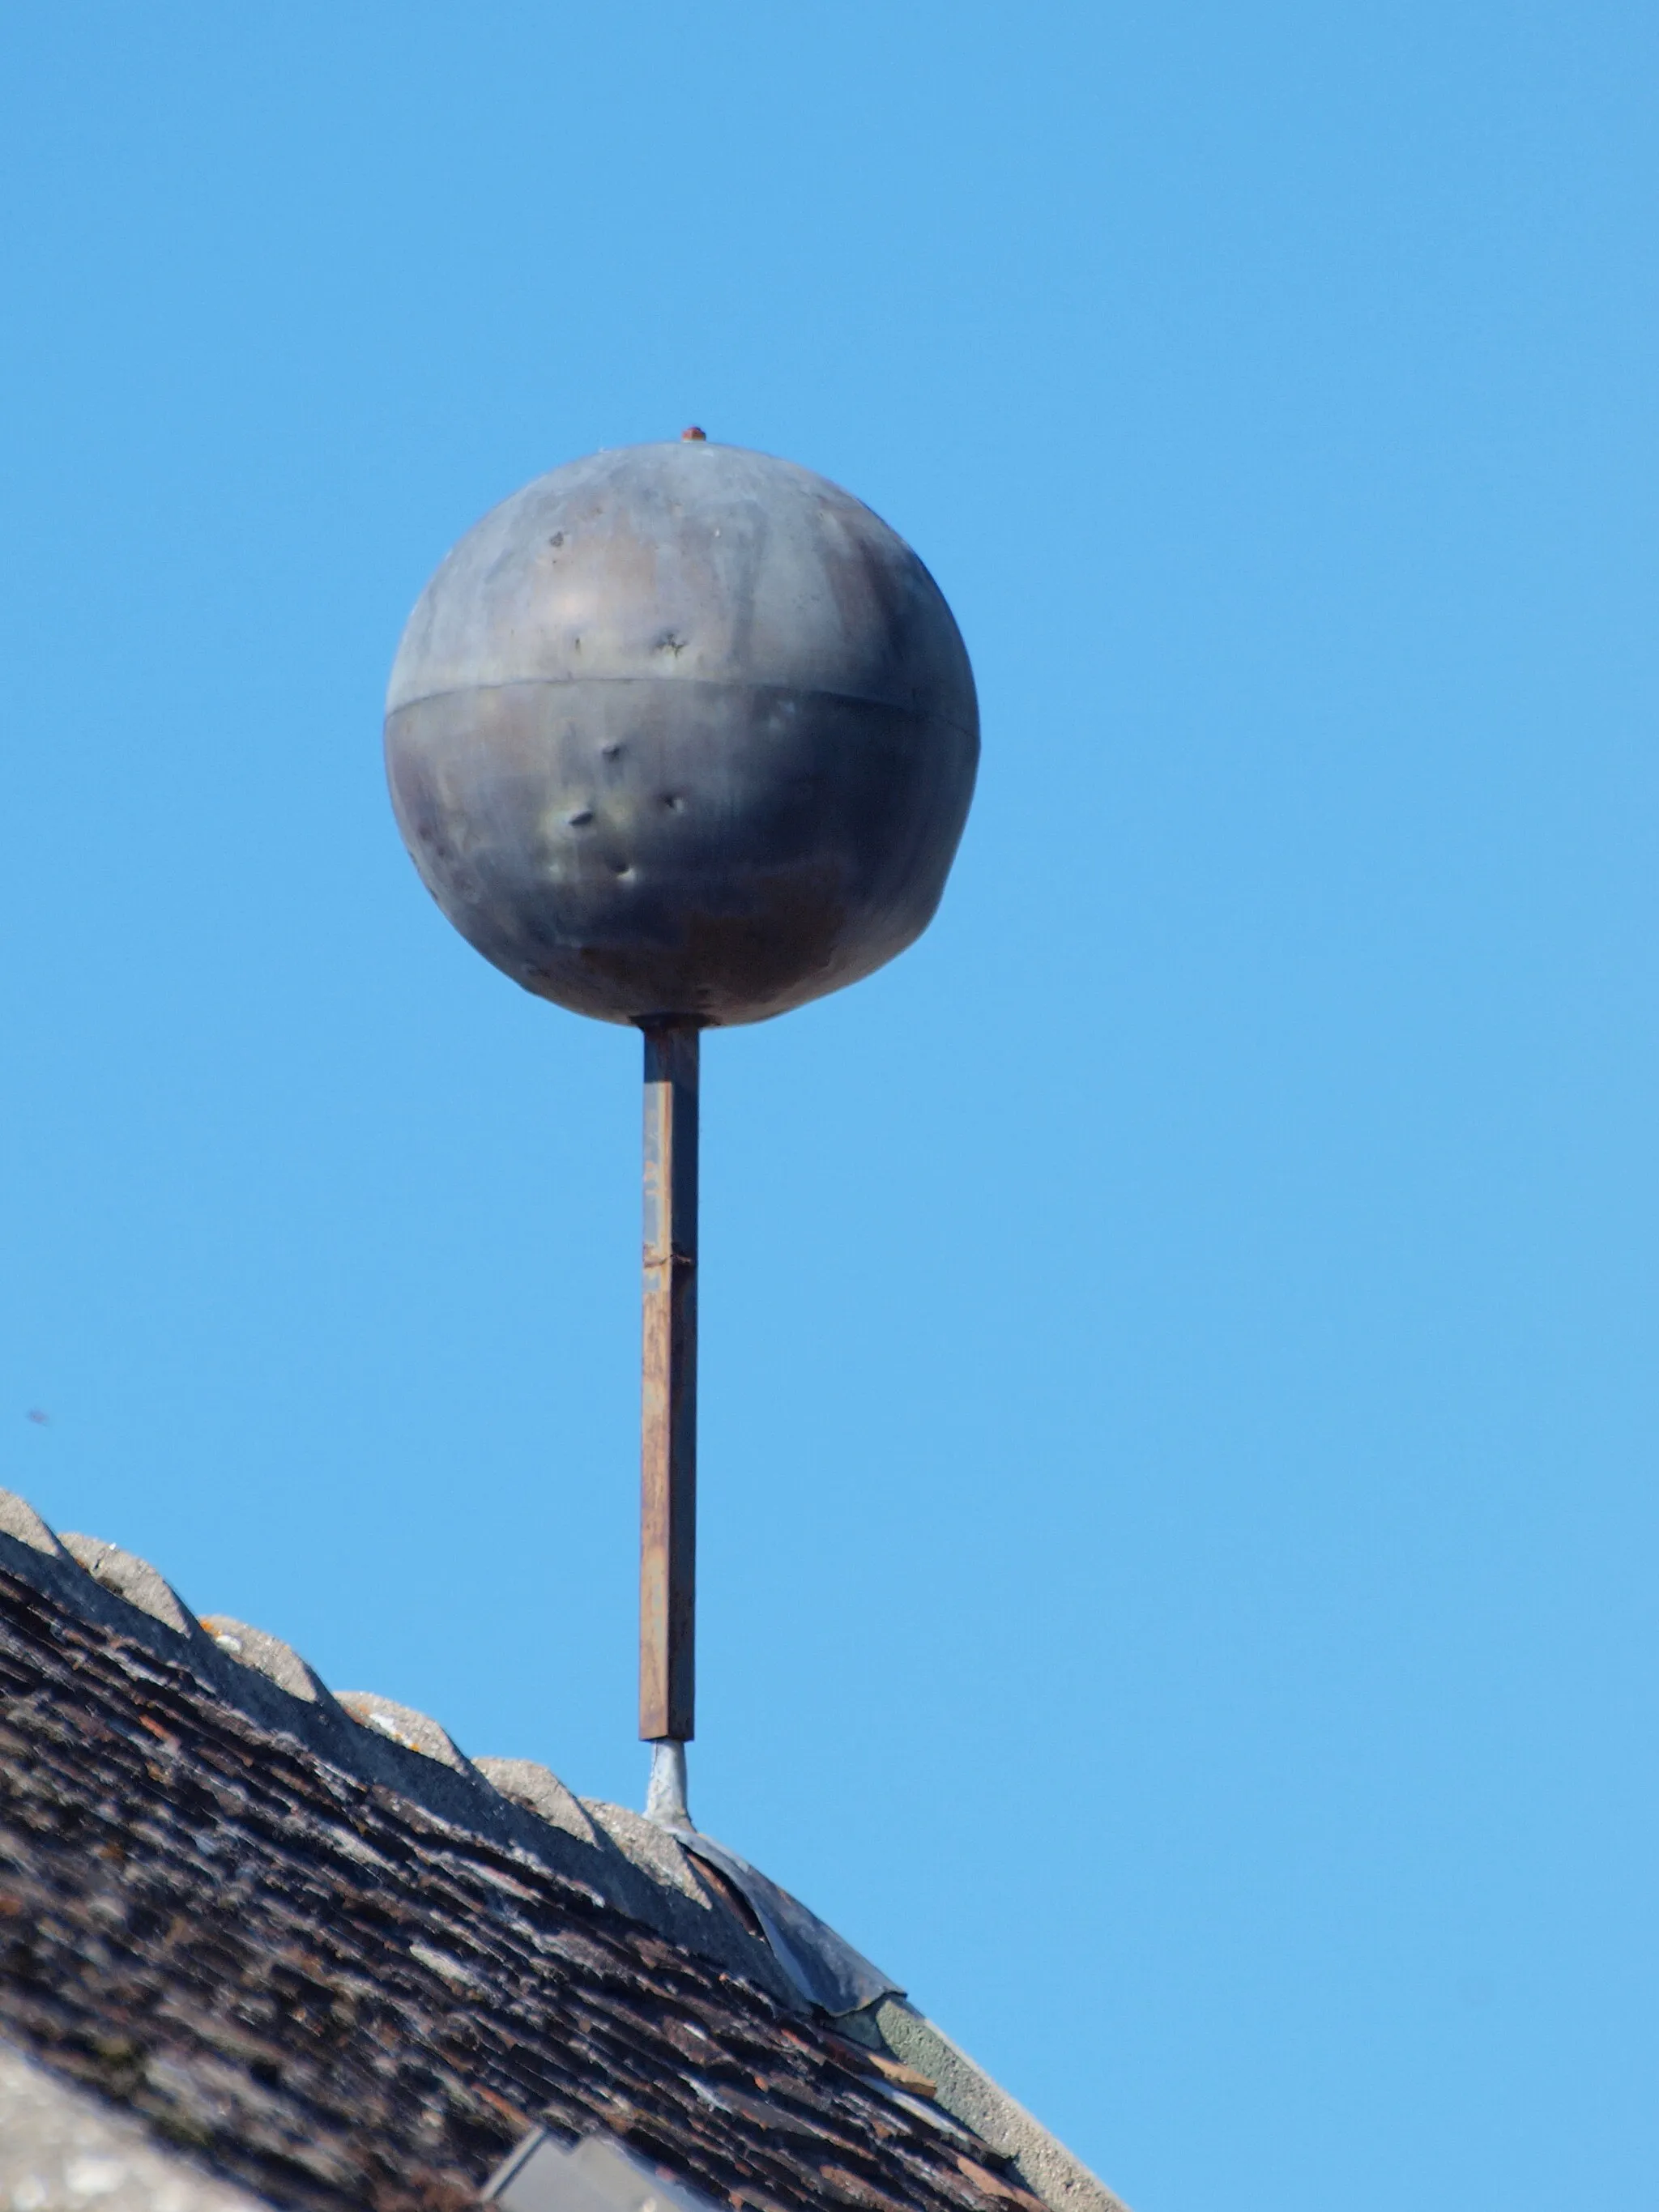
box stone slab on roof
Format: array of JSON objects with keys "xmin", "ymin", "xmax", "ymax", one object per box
[{"xmin": 0, "ymin": 2035, "xmax": 267, "ymax": 2212}]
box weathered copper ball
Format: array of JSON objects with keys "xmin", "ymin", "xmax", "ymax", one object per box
[{"xmin": 385, "ymin": 440, "xmax": 978, "ymax": 1026}]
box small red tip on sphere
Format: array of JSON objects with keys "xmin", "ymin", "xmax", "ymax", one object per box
[{"xmin": 680, "ymin": 425, "xmax": 707, "ymax": 441}]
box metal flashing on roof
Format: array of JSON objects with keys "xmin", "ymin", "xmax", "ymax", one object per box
[
  {"xmin": 672, "ymin": 1827, "xmax": 903, "ymax": 2018},
  {"xmin": 640, "ymin": 1741, "xmax": 900, "ymax": 2013}
]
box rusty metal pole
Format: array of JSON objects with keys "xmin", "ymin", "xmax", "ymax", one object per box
[{"xmin": 640, "ymin": 1021, "xmax": 699, "ymax": 1772}]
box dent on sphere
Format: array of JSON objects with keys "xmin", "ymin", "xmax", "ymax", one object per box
[{"xmin": 384, "ymin": 438, "xmax": 979, "ymax": 1028}]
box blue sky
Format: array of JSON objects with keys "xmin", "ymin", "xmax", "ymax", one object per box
[{"xmin": 2, "ymin": 6, "xmax": 1657, "ymax": 2207}]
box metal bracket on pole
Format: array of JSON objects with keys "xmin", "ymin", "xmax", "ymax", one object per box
[{"xmin": 640, "ymin": 1021, "xmax": 699, "ymax": 1749}]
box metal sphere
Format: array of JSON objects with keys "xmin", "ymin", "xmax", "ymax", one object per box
[{"xmin": 384, "ymin": 440, "xmax": 978, "ymax": 1027}]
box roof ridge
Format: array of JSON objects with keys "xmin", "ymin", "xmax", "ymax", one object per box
[
  {"xmin": 0, "ymin": 1490, "xmax": 1124, "ymax": 2212},
  {"xmin": 0, "ymin": 1490, "xmax": 798, "ymax": 2014}
]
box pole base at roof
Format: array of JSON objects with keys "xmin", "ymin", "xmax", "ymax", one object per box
[{"xmin": 644, "ymin": 1739, "xmax": 692, "ymax": 1829}]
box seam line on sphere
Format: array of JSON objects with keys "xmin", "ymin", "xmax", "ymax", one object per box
[{"xmin": 386, "ymin": 675, "xmax": 978, "ymax": 739}]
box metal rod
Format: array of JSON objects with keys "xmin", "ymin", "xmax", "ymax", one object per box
[{"xmin": 639, "ymin": 1020, "xmax": 699, "ymax": 1744}]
